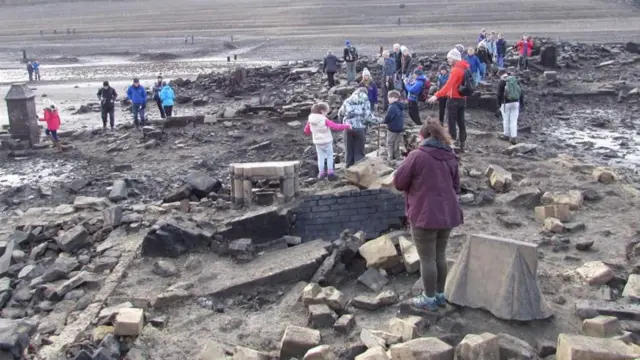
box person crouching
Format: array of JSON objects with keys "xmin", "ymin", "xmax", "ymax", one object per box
[{"xmin": 304, "ymin": 102, "xmax": 352, "ymax": 180}]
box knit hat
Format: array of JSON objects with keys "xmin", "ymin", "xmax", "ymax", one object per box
[
  {"xmin": 414, "ymin": 69, "xmax": 424, "ymax": 76},
  {"xmin": 362, "ymin": 68, "xmax": 371, "ymax": 77},
  {"xmin": 439, "ymin": 64, "xmax": 448, "ymax": 71},
  {"xmin": 447, "ymin": 48, "xmax": 462, "ymax": 61},
  {"xmin": 454, "ymin": 44, "xmax": 465, "ymax": 54},
  {"xmin": 103, "ymin": 81, "xmax": 109, "ymax": 87}
]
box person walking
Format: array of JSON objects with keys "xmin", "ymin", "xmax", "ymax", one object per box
[
  {"xmin": 304, "ymin": 102, "xmax": 351, "ymax": 180},
  {"xmin": 26, "ymin": 61, "xmax": 34, "ymax": 82},
  {"xmin": 323, "ymin": 50, "xmax": 339, "ymax": 88},
  {"xmin": 427, "ymin": 48, "xmax": 472, "ymax": 152},
  {"xmin": 496, "ymin": 33, "xmax": 507, "ymax": 68},
  {"xmin": 436, "ymin": 64, "xmax": 450, "ymax": 125},
  {"xmin": 359, "ymin": 68, "xmax": 378, "ymax": 110},
  {"xmin": 39, "ymin": 104, "xmax": 62, "ymax": 151},
  {"xmin": 159, "ymin": 82, "xmax": 175, "ymax": 117},
  {"xmin": 393, "ymin": 119, "xmax": 463, "ymax": 311},
  {"xmin": 515, "ymin": 35, "xmax": 533, "ymax": 71},
  {"xmin": 343, "ymin": 40, "xmax": 359, "ymax": 85},
  {"xmin": 152, "ymin": 76, "xmax": 166, "ymax": 119},
  {"xmin": 127, "ymin": 78, "xmax": 147, "ymax": 128},
  {"xmin": 497, "ymin": 69, "xmax": 524, "ymax": 144},
  {"xmin": 384, "ymin": 90, "xmax": 405, "ymax": 160},
  {"xmin": 97, "ymin": 81, "xmax": 118, "ymax": 131},
  {"xmin": 32, "ymin": 60, "xmax": 41, "ymax": 81},
  {"xmin": 404, "ymin": 68, "xmax": 428, "ymax": 126},
  {"xmin": 338, "ymin": 88, "xmax": 379, "ymax": 167}
]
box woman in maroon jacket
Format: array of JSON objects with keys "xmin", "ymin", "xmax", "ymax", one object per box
[{"xmin": 394, "ymin": 119, "xmax": 464, "ymax": 310}]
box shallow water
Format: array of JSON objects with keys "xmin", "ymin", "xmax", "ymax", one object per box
[{"xmin": 0, "ymin": 157, "xmax": 76, "ymax": 190}]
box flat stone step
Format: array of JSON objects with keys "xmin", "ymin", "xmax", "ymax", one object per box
[{"xmin": 575, "ymin": 300, "xmax": 640, "ymax": 321}]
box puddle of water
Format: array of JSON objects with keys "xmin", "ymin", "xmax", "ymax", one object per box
[{"xmin": 0, "ymin": 158, "xmax": 76, "ymax": 190}]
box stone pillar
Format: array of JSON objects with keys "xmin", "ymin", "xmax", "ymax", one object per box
[{"xmin": 5, "ymin": 84, "xmax": 39, "ymax": 146}]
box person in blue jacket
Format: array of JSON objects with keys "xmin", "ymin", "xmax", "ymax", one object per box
[
  {"xmin": 127, "ymin": 78, "xmax": 147, "ymax": 128},
  {"xmin": 159, "ymin": 82, "xmax": 175, "ymax": 117},
  {"xmin": 466, "ymin": 47, "xmax": 482, "ymax": 85},
  {"xmin": 404, "ymin": 68, "xmax": 427, "ymax": 125}
]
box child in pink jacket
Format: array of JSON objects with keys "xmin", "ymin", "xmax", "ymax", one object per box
[
  {"xmin": 304, "ymin": 102, "xmax": 351, "ymax": 180},
  {"xmin": 39, "ymin": 104, "xmax": 62, "ymax": 151}
]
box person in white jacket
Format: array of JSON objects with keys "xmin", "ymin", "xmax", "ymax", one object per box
[{"xmin": 304, "ymin": 102, "xmax": 352, "ymax": 180}]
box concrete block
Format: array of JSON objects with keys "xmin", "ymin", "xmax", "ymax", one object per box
[
  {"xmin": 355, "ymin": 347, "xmax": 390, "ymax": 360},
  {"xmin": 455, "ymin": 332, "xmax": 500, "ymax": 360},
  {"xmin": 389, "ymin": 317, "xmax": 418, "ymax": 342},
  {"xmin": 114, "ymin": 308, "xmax": 144, "ymax": 336},
  {"xmin": 544, "ymin": 217, "xmax": 564, "ymax": 233},
  {"xmin": 583, "ymin": 316, "xmax": 622, "ymax": 337},
  {"xmin": 359, "ymin": 235, "xmax": 399, "ymax": 269},
  {"xmin": 576, "ymin": 261, "xmax": 615, "ymax": 285},
  {"xmin": 622, "ymin": 274, "xmax": 640, "ymax": 300},
  {"xmin": 535, "ymin": 204, "xmax": 571, "ymax": 222},
  {"xmin": 389, "ymin": 337, "xmax": 454, "ymax": 360},
  {"xmin": 399, "ymin": 236, "xmax": 420, "ymax": 273},
  {"xmin": 444, "ymin": 234, "xmax": 551, "ymax": 321},
  {"xmin": 556, "ymin": 333, "xmax": 640, "ymax": 360},
  {"xmin": 280, "ymin": 325, "xmax": 321, "ymax": 360}
]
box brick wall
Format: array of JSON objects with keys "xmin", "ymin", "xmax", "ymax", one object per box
[{"xmin": 292, "ymin": 189, "xmax": 406, "ymax": 241}]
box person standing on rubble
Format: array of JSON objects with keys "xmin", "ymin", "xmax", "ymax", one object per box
[
  {"xmin": 381, "ymin": 50, "xmax": 396, "ymax": 111},
  {"xmin": 515, "ymin": 35, "xmax": 533, "ymax": 71},
  {"xmin": 338, "ymin": 88, "xmax": 380, "ymax": 167},
  {"xmin": 97, "ymin": 81, "xmax": 118, "ymax": 131},
  {"xmin": 152, "ymin": 76, "xmax": 167, "ymax": 119},
  {"xmin": 343, "ymin": 40, "xmax": 359, "ymax": 85},
  {"xmin": 359, "ymin": 68, "xmax": 378, "ymax": 110},
  {"xmin": 323, "ymin": 50, "xmax": 340, "ymax": 88},
  {"xmin": 496, "ymin": 69, "xmax": 524, "ymax": 144},
  {"xmin": 393, "ymin": 119, "xmax": 463, "ymax": 311},
  {"xmin": 159, "ymin": 82, "xmax": 176, "ymax": 117},
  {"xmin": 127, "ymin": 78, "xmax": 147, "ymax": 128}
]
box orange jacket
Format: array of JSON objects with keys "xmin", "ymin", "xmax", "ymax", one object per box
[
  {"xmin": 516, "ymin": 39, "xmax": 533, "ymax": 56},
  {"xmin": 435, "ymin": 60, "xmax": 470, "ymax": 99}
]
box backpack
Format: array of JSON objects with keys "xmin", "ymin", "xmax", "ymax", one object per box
[
  {"xmin": 505, "ymin": 76, "xmax": 521, "ymax": 101},
  {"xmin": 347, "ymin": 47, "xmax": 358, "ymax": 61},
  {"xmin": 418, "ymin": 78, "xmax": 431, "ymax": 102},
  {"xmin": 458, "ymin": 68, "xmax": 475, "ymax": 97}
]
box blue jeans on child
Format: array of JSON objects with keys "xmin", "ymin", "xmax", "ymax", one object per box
[
  {"xmin": 45, "ymin": 129, "xmax": 59, "ymax": 141},
  {"xmin": 497, "ymin": 54, "xmax": 504, "ymax": 68},
  {"xmin": 473, "ymin": 71, "xmax": 482, "ymax": 85},
  {"xmin": 132, "ymin": 103, "xmax": 146, "ymax": 126},
  {"xmin": 315, "ymin": 142, "xmax": 334, "ymax": 175}
]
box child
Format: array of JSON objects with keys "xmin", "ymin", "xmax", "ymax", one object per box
[
  {"xmin": 496, "ymin": 33, "xmax": 507, "ymax": 68},
  {"xmin": 436, "ymin": 64, "xmax": 449, "ymax": 125},
  {"xmin": 466, "ymin": 47, "xmax": 482, "ymax": 85},
  {"xmin": 304, "ymin": 102, "xmax": 352, "ymax": 180},
  {"xmin": 359, "ymin": 68, "xmax": 378, "ymax": 110},
  {"xmin": 383, "ymin": 90, "xmax": 405, "ymax": 160},
  {"xmin": 39, "ymin": 104, "xmax": 61, "ymax": 151},
  {"xmin": 476, "ymin": 42, "xmax": 492, "ymax": 81}
]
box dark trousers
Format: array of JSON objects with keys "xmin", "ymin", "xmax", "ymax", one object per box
[
  {"xmin": 101, "ymin": 105, "xmax": 115, "ymax": 128},
  {"xmin": 438, "ymin": 98, "xmax": 447, "ymax": 125},
  {"xmin": 327, "ymin": 72, "xmax": 335, "ymax": 88},
  {"xmin": 408, "ymin": 100, "xmax": 422, "ymax": 125},
  {"xmin": 411, "ymin": 226, "xmax": 451, "ymax": 297},
  {"xmin": 164, "ymin": 106, "xmax": 173, "ymax": 117},
  {"xmin": 446, "ymin": 98, "xmax": 466, "ymax": 144},
  {"xmin": 28, "ymin": 71, "xmax": 33, "ymax": 81},
  {"xmin": 344, "ymin": 128, "xmax": 366, "ymax": 168},
  {"xmin": 155, "ymin": 98, "xmax": 166, "ymax": 118},
  {"xmin": 132, "ymin": 103, "xmax": 146, "ymax": 126}
]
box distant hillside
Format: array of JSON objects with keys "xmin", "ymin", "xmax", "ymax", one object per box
[{"xmin": 0, "ymin": 0, "xmax": 124, "ymax": 5}]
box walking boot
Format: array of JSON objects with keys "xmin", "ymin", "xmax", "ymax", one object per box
[
  {"xmin": 498, "ymin": 134, "xmax": 509, "ymax": 141},
  {"xmin": 509, "ymin": 137, "xmax": 517, "ymax": 145},
  {"xmin": 459, "ymin": 142, "xmax": 466, "ymax": 153}
]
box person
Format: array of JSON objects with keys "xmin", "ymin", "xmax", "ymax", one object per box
[
  {"xmin": 26, "ymin": 61, "xmax": 34, "ymax": 82},
  {"xmin": 497, "ymin": 69, "xmax": 524, "ymax": 144},
  {"xmin": 323, "ymin": 50, "xmax": 339, "ymax": 88},
  {"xmin": 485, "ymin": 33, "xmax": 497, "ymax": 61},
  {"xmin": 478, "ymin": 28, "xmax": 487, "ymax": 43},
  {"xmin": 393, "ymin": 44, "xmax": 403, "ymax": 74},
  {"xmin": 382, "ymin": 50, "xmax": 396, "ymax": 110},
  {"xmin": 338, "ymin": 88, "xmax": 379, "ymax": 167},
  {"xmin": 152, "ymin": 76, "xmax": 166, "ymax": 119},
  {"xmin": 127, "ymin": 78, "xmax": 147, "ymax": 128},
  {"xmin": 465, "ymin": 47, "xmax": 482, "ymax": 85},
  {"xmin": 404, "ymin": 68, "xmax": 428, "ymax": 126},
  {"xmin": 184, "ymin": 35, "xmax": 188, "ymax": 44},
  {"xmin": 159, "ymin": 82, "xmax": 175, "ymax": 117},
  {"xmin": 476, "ymin": 41, "xmax": 492, "ymax": 81},
  {"xmin": 359, "ymin": 68, "xmax": 378, "ymax": 110},
  {"xmin": 427, "ymin": 48, "xmax": 471, "ymax": 152},
  {"xmin": 39, "ymin": 104, "xmax": 62, "ymax": 151},
  {"xmin": 393, "ymin": 119, "xmax": 463, "ymax": 311},
  {"xmin": 343, "ymin": 40, "xmax": 359, "ymax": 85},
  {"xmin": 304, "ymin": 102, "xmax": 352, "ymax": 180},
  {"xmin": 496, "ymin": 33, "xmax": 507, "ymax": 68},
  {"xmin": 515, "ymin": 35, "xmax": 533, "ymax": 71},
  {"xmin": 97, "ymin": 81, "xmax": 118, "ymax": 131},
  {"xmin": 384, "ymin": 90, "xmax": 405, "ymax": 160},
  {"xmin": 400, "ymin": 46, "xmax": 412, "ymax": 79},
  {"xmin": 32, "ymin": 60, "xmax": 41, "ymax": 81},
  {"xmin": 436, "ymin": 64, "xmax": 450, "ymax": 125}
]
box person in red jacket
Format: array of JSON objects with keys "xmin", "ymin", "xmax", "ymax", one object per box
[
  {"xmin": 427, "ymin": 48, "xmax": 471, "ymax": 152},
  {"xmin": 39, "ymin": 104, "xmax": 62, "ymax": 151},
  {"xmin": 515, "ymin": 35, "xmax": 534, "ymax": 71}
]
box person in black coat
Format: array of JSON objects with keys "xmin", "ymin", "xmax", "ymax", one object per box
[{"xmin": 323, "ymin": 50, "xmax": 341, "ymax": 88}]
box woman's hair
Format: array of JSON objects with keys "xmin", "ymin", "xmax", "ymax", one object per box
[
  {"xmin": 420, "ymin": 118, "xmax": 452, "ymax": 146},
  {"xmin": 310, "ymin": 102, "xmax": 330, "ymax": 114}
]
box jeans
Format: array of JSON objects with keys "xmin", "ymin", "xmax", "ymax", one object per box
[
  {"xmin": 327, "ymin": 72, "xmax": 335, "ymax": 88},
  {"xmin": 447, "ymin": 98, "xmax": 466, "ymax": 144},
  {"xmin": 411, "ymin": 226, "xmax": 451, "ymax": 297},
  {"xmin": 408, "ymin": 100, "xmax": 422, "ymax": 125},
  {"xmin": 45, "ymin": 129, "xmax": 59, "ymax": 142},
  {"xmin": 497, "ymin": 54, "xmax": 505, "ymax": 68},
  {"xmin": 35, "ymin": 70, "xmax": 41, "ymax": 81},
  {"xmin": 164, "ymin": 105, "xmax": 173, "ymax": 117},
  {"xmin": 501, "ymin": 102, "xmax": 520, "ymax": 138},
  {"xmin": 155, "ymin": 98, "xmax": 166, "ymax": 118},
  {"xmin": 101, "ymin": 105, "xmax": 115, "ymax": 128},
  {"xmin": 473, "ymin": 70, "xmax": 482, "ymax": 85},
  {"xmin": 438, "ymin": 97, "xmax": 447, "ymax": 125},
  {"xmin": 518, "ymin": 55, "xmax": 529, "ymax": 71},
  {"xmin": 386, "ymin": 131, "xmax": 403, "ymax": 160},
  {"xmin": 479, "ymin": 63, "xmax": 487, "ymax": 80},
  {"xmin": 346, "ymin": 62, "xmax": 356, "ymax": 83},
  {"xmin": 344, "ymin": 128, "xmax": 366, "ymax": 167},
  {"xmin": 315, "ymin": 142, "xmax": 334, "ymax": 174},
  {"xmin": 28, "ymin": 71, "xmax": 33, "ymax": 82},
  {"xmin": 132, "ymin": 103, "xmax": 146, "ymax": 126}
]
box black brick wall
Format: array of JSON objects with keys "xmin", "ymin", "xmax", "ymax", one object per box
[{"xmin": 292, "ymin": 189, "xmax": 406, "ymax": 241}]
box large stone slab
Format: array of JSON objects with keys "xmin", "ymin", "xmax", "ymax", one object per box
[
  {"xmin": 141, "ymin": 220, "xmax": 213, "ymax": 258},
  {"xmin": 444, "ymin": 234, "xmax": 551, "ymax": 321},
  {"xmin": 389, "ymin": 337, "xmax": 454, "ymax": 360},
  {"xmin": 575, "ymin": 300, "xmax": 640, "ymax": 321},
  {"xmin": 556, "ymin": 333, "xmax": 640, "ymax": 360},
  {"xmin": 218, "ymin": 206, "xmax": 291, "ymax": 244},
  {"xmin": 344, "ymin": 157, "xmax": 394, "ymax": 189}
]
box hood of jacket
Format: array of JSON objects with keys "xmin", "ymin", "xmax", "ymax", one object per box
[
  {"xmin": 415, "ymin": 74, "xmax": 428, "ymax": 83},
  {"xmin": 390, "ymin": 101, "xmax": 405, "ymax": 112},
  {"xmin": 455, "ymin": 60, "xmax": 470, "ymax": 70},
  {"xmin": 420, "ymin": 138, "xmax": 456, "ymax": 160},
  {"xmin": 347, "ymin": 91, "xmax": 370, "ymax": 106},
  {"xmin": 308, "ymin": 113, "xmax": 326, "ymax": 126},
  {"xmin": 161, "ymin": 85, "xmax": 173, "ymax": 92}
]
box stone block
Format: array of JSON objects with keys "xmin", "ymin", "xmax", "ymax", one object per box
[
  {"xmin": 303, "ymin": 345, "xmax": 333, "ymax": 360},
  {"xmin": 496, "ymin": 186, "xmax": 542, "ymax": 209},
  {"xmin": 556, "ymin": 333, "xmax": 640, "ymax": 360},
  {"xmin": 358, "ymin": 268, "xmax": 389, "ymax": 292},
  {"xmin": 389, "ymin": 337, "xmax": 454, "ymax": 360},
  {"xmin": 73, "ymin": 196, "xmax": 110, "ymax": 210},
  {"xmin": 344, "ymin": 157, "xmax": 394, "ymax": 189},
  {"xmin": 185, "ymin": 170, "xmax": 221, "ymax": 198},
  {"xmin": 593, "ymin": 167, "xmax": 618, "ymax": 184},
  {"xmin": 485, "ymin": 165, "xmax": 512, "ymax": 192},
  {"xmin": 498, "ymin": 333, "xmax": 536, "ymax": 360},
  {"xmin": 280, "ymin": 325, "xmax": 321, "ymax": 360},
  {"xmin": 576, "ymin": 261, "xmax": 615, "ymax": 285},
  {"xmin": 575, "ymin": 300, "xmax": 640, "ymax": 321},
  {"xmin": 56, "ymin": 225, "xmax": 89, "ymax": 253},
  {"xmin": 317, "ymin": 286, "xmax": 348, "ymax": 311},
  {"xmin": 352, "ymin": 295, "xmax": 381, "ymax": 311},
  {"xmin": 622, "ymin": 274, "xmax": 640, "ymax": 300},
  {"xmin": 444, "ymin": 234, "xmax": 551, "ymax": 321},
  {"xmin": 355, "ymin": 346, "xmax": 389, "ymax": 360},
  {"xmin": 114, "ymin": 308, "xmax": 144, "ymax": 336},
  {"xmin": 455, "ymin": 332, "xmax": 500, "ymax": 360},
  {"xmin": 399, "ymin": 236, "xmax": 420, "ymax": 273},
  {"xmin": 233, "ymin": 346, "xmax": 270, "ymax": 360},
  {"xmin": 359, "ymin": 235, "xmax": 399, "ymax": 269},
  {"xmin": 544, "ymin": 217, "xmax": 564, "ymax": 233},
  {"xmin": 333, "ymin": 314, "xmax": 355, "ymax": 333},
  {"xmin": 360, "ymin": 328, "xmax": 387, "ymax": 349},
  {"xmin": 102, "ymin": 205, "xmax": 123, "ymax": 228},
  {"xmin": 108, "ymin": 179, "xmax": 127, "ymax": 201},
  {"xmin": 389, "ymin": 317, "xmax": 418, "ymax": 342},
  {"xmin": 535, "ymin": 205, "xmax": 571, "ymax": 222},
  {"xmin": 302, "ymin": 283, "xmax": 322, "ymax": 305},
  {"xmin": 375, "ymin": 290, "xmax": 398, "ymax": 305},
  {"xmin": 583, "ymin": 316, "xmax": 622, "ymax": 337},
  {"xmin": 541, "ymin": 190, "xmax": 584, "ymax": 210},
  {"xmin": 228, "ymin": 238, "xmax": 256, "ymax": 262},
  {"xmin": 544, "ymin": 71, "xmax": 558, "ymax": 80},
  {"xmin": 370, "ymin": 330, "xmax": 402, "ymax": 346},
  {"xmin": 198, "ymin": 339, "xmax": 226, "ymax": 360},
  {"xmin": 308, "ymin": 304, "xmax": 337, "ymax": 328}
]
